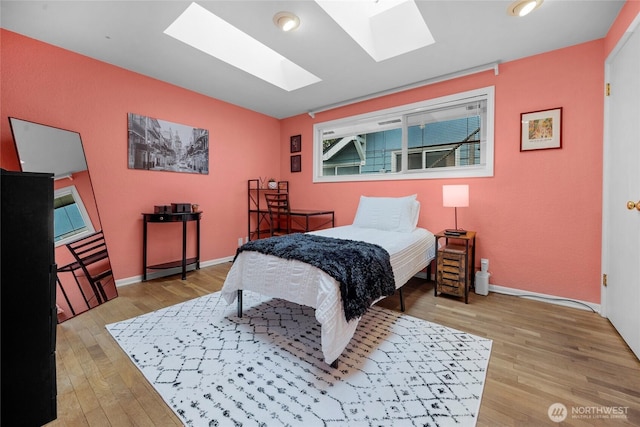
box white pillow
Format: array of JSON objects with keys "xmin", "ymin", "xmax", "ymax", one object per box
[
  {"xmin": 352, "ymin": 195, "xmax": 420, "ymax": 232},
  {"xmin": 409, "ymin": 200, "xmax": 420, "ymax": 230}
]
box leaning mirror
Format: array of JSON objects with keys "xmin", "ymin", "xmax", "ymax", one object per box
[{"xmin": 8, "ymin": 117, "xmax": 117, "ymax": 322}]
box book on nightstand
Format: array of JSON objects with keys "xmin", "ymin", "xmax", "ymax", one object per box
[{"xmin": 444, "ymin": 229, "xmax": 467, "ymax": 236}]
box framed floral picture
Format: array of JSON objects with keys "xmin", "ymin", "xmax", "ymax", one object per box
[{"xmin": 520, "ymin": 107, "xmax": 562, "ymax": 151}]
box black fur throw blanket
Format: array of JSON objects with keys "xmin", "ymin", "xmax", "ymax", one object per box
[{"xmin": 235, "ymin": 233, "xmax": 396, "ymax": 321}]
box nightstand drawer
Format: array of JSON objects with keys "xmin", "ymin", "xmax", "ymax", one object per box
[
  {"xmin": 437, "ymin": 281, "xmax": 465, "ymax": 297},
  {"xmin": 441, "ymin": 256, "xmax": 463, "ymax": 267},
  {"xmin": 439, "ymin": 269, "xmax": 462, "ymax": 281},
  {"xmin": 438, "ymin": 257, "xmax": 465, "ymax": 271},
  {"xmin": 436, "ymin": 243, "xmax": 469, "ymax": 299},
  {"xmin": 437, "ymin": 269, "xmax": 465, "ymax": 287}
]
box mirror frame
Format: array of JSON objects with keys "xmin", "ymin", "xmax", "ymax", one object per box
[{"xmin": 8, "ymin": 117, "xmax": 117, "ymax": 322}]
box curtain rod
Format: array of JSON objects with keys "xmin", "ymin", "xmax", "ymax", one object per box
[{"xmin": 307, "ymin": 62, "xmax": 499, "ymax": 118}]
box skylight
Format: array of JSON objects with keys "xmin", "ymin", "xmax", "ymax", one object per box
[
  {"xmin": 164, "ymin": 2, "xmax": 321, "ymax": 92},
  {"xmin": 315, "ymin": 0, "xmax": 435, "ymax": 62}
]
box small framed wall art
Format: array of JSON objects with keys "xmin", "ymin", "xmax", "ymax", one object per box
[
  {"xmin": 290, "ymin": 134, "xmax": 301, "ymax": 153},
  {"xmin": 291, "ymin": 155, "xmax": 301, "ymax": 173},
  {"xmin": 520, "ymin": 107, "xmax": 562, "ymax": 151}
]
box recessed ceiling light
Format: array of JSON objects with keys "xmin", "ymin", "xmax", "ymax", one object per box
[
  {"xmin": 507, "ymin": 0, "xmax": 543, "ymax": 17},
  {"xmin": 273, "ymin": 12, "xmax": 300, "ymax": 32}
]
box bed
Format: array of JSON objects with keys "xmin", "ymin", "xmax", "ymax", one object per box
[{"xmin": 221, "ymin": 195, "xmax": 436, "ymax": 365}]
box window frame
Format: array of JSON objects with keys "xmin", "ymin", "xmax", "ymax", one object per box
[
  {"xmin": 391, "ymin": 142, "xmax": 472, "ymax": 172},
  {"xmin": 313, "ymin": 86, "xmax": 494, "ymax": 182},
  {"xmin": 54, "ymin": 184, "xmax": 96, "ymax": 247}
]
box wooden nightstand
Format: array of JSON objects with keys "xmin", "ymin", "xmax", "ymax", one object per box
[{"xmin": 434, "ymin": 230, "xmax": 476, "ymax": 303}]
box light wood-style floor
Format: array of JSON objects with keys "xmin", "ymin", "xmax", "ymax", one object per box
[{"xmin": 48, "ymin": 263, "xmax": 640, "ymax": 426}]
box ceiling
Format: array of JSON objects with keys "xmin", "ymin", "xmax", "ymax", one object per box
[{"xmin": 1, "ymin": 1, "xmax": 625, "ymax": 119}]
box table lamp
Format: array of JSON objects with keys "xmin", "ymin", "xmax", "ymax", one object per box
[{"xmin": 443, "ymin": 184, "xmax": 469, "ymax": 233}]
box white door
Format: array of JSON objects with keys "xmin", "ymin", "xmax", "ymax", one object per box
[{"xmin": 603, "ymin": 14, "xmax": 640, "ymax": 359}]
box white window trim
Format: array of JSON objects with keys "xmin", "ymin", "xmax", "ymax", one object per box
[
  {"xmin": 313, "ymin": 86, "xmax": 494, "ymax": 182},
  {"xmin": 54, "ymin": 185, "xmax": 96, "ymax": 247}
]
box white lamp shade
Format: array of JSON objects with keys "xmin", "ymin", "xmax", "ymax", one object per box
[{"xmin": 443, "ymin": 185, "xmax": 469, "ymax": 208}]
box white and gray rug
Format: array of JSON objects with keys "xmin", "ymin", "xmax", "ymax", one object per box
[{"xmin": 107, "ymin": 291, "xmax": 492, "ymax": 426}]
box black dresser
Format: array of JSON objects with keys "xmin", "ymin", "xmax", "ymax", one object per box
[{"xmin": 1, "ymin": 169, "xmax": 57, "ymax": 426}]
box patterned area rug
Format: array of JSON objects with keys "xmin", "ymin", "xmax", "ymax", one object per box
[{"xmin": 107, "ymin": 291, "xmax": 492, "ymax": 426}]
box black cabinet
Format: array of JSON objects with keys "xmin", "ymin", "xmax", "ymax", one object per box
[
  {"xmin": 1, "ymin": 169, "xmax": 57, "ymax": 426},
  {"xmin": 142, "ymin": 212, "xmax": 201, "ymax": 281}
]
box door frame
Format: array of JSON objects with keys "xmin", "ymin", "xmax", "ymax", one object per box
[{"xmin": 601, "ymin": 12, "xmax": 640, "ymax": 318}]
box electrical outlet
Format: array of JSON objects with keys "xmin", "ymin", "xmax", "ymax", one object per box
[{"xmin": 238, "ymin": 237, "xmax": 243, "ymax": 247}]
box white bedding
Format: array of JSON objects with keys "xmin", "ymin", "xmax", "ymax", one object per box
[{"xmin": 221, "ymin": 225, "xmax": 436, "ymax": 364}]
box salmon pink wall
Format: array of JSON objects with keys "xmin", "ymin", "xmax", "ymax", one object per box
[
  {"xmin": 3, "ymin": 0, "xmax": 635, "ymax": 306},
  {"xmin": 604, "ymin": 1, "xmax": 640, "ymax": 58},
  {"xmin": 279, "ymin": 40, "xmax": 607, "ymax": 304},
  {"xmin": 1, "ymin": 30, "xmax": 282, "ymax": 281}
]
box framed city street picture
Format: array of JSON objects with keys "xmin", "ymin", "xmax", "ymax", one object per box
[{"xmin": 127, "ymin": 113, "xmax": 209, "ymax": 174}]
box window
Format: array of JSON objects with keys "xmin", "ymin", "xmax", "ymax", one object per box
[
  {"xmin": 313, "ymin": 87, "xmax": 494, "ymax": 182},
  {"xmin": 54, "ymin": 185, "xmax": 95, "ymax": 247}
]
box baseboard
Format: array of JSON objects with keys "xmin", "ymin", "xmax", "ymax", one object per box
[
  {"xmin": 116, "ymin": 261, "xmax": 600, "ymax": 315},
  {"xmin": 488, "ymin": 284, "xmax": 601, "ymax": 314},
  {"xmin": 115, "ymin": 256, "xmax": 234, "ymax": 287}
]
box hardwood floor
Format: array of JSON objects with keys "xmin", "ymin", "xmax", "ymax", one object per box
[{"xmin": 48, "ymin": 263, "xmax": 640, "ymax": 426}]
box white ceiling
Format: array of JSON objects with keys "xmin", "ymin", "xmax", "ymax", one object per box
[{"xmin": 1, "ymin": 1, "xmax": 625, "ymax": 119}]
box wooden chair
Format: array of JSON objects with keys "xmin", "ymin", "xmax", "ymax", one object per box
[
  {"xmin": 264, "ymin": 193, "xmax": 291, "ymax": 236},
  {"xmin": 65, "ymin": 230, "xmax": 113, "ymax": 304}
]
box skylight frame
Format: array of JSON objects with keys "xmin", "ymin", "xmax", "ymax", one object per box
[
  {"xmin": 164, "ymin": 2, "xmax": 321, "ymax": 92},
  {"xmin": 314, "ymin": 0, "xmax": 435, "ymax": 62}
]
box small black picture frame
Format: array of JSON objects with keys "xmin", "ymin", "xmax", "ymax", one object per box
[
  {"xmin": 291, "ymin": 155, "xmax": 301, "ymax": 173},
  {"xmin": 290, "ymin": 134, "xmax": 301, "ymax": 153}
]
